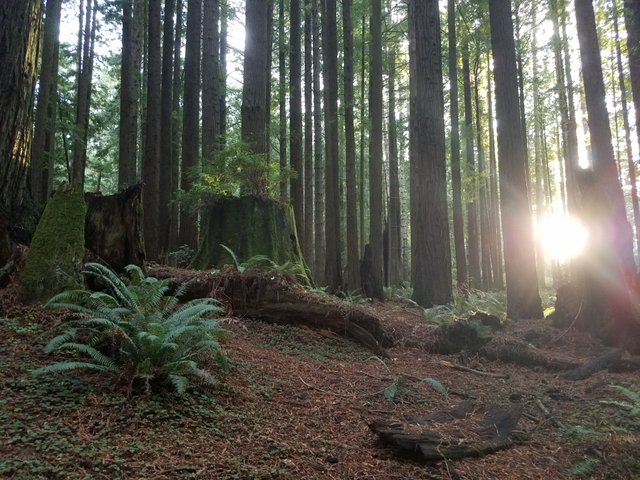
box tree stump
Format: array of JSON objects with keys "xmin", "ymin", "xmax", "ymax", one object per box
[
  {"xmin": 84, "ymin": 184, "xmax": 145, "ymax": 272},
  {"xmin": 191, "ymin": 196, "xmax": 306, "ymax": 273},
  {"xmin": 20, "ymin": 185, "xmax": 86, "ymax": 301}
]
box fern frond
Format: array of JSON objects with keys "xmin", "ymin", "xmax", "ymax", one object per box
[
  {"xmin": 167, "ymin": 374, "xmax": 189, "ymax": 395},
  {"xmin": 32, "ymin": 361, "xmax": 118, "ymax": 376},
  {"xmin": 55, "ymin": 343, "xmax": 119, "ymax": 371},
  {"xmin": 43, "ymin": 329, "xmax": 79, "ymax": 354}
]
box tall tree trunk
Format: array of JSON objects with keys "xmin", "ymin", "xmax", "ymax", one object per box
[
  {"xmin": 278, "ymin": 0, "xmax": 287, "ymax": 201},
  {"xmin": 159, "ymin": 0, "xmax": 175, "ymax": 256},
  {"xmin": 304, "ymin": 0, "xmax": 315, "ymax": 272},
  {"xmin": 143, "ymin": 0, "xmax": 162, "ymax": 259},
  {"xmin": 343, "ymin": 0, "xmax": 359, "ymax": 290},
  {"xmin": 0, "ymin": 0, "xmax": 40, "ymax": 222},
  {"xmin": 31, "ymin": 0, "xmax": 62, "ymax": 206},
  {"xmin": 489, "ymin": 0, "xmax": 542, "ymax": 319},
  {"xmin": 409, "ymin": 0, "xmax": 452, "ymax": 307},
  {"xmin": 219, "ymin": 0, "xmax": 227, "ymax": 144},
  {"xmin": 359, "ymin": 15, "xmax": 367, "ymax": 257},
  {"xmin": 531, "ymin": 3, "xmax": 545, "ymax": 288},
  {"xmin": 180, "ymin": 0, "xmax": 202, "ymax": 249},
  {"xmin": 387, "ymin": 46, "xmax": 401, "ymax": 287},
  {"xmin": 474, "ymin": 56, "xmax": 492, "ymax": 290},
  {"xmin": 549, "ymin": 0, "xmax": 579, "ymax": 215},
  {"xmin": 463, "ymin": 43, "xmax": 480, "ymax": 289},
  {"xmin": 170, "ymin": 0, "xmax": 183, "ymax": 252},
  {"xmin": 367, "ymin": 0, "xmax": 384, "ymax": 299},
  {"xmin": 241, "ymin": 0, "xmax": 270, "ymax": 158},
  {"xmin": 290, "ymin": 0, "xmax": 304, "ymax": 243},
  {"xmin": 72, "ymin": 0, "xmax": 97, "ymax": 188},
  {"xmin": 118, "ymin": 0, "xmax": 140, "ymax": 189},
  {"xmin": 624, "ymin": 0, "xmax": 640, "ymax": 159},
  {"xmin": 322, "ymin": 0, "xmax": 342, "ymax": 291},
  {"xmin": 575, "ymin": 0, "xmax": 638, "ymax": 343},
  {"xmin": 202, "ymin": 0, "xmax": 220, "ymax": 163},
  {"xmin": 448, "ymin": 0, "xmax": 467, "ymax": 288},
  {"xmin": 312, "ymin": 0, "xmax": 325, "ymax": 284},
  {"xmin": 487, "ymin": 53, "xmax": 504, "ymax": 290},
  {"xmin": 613, "ymin": 0, "xmax": 640, "ymax": 263}
]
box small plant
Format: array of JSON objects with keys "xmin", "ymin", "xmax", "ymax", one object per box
[
  {"xmin": 367, "ymin": 356, "xmax": 448, "ymax": 402},
  {"xmin": 383, "ymin": 283, "xmax": 414, "ymax": 303},
  {"xmin": 33, "ymin": 263, "xmax": 228, "ymax": 396},
  {"xmin": 168, "ymin": 244, "xmax": 195, "ymax": 268},
  {"xmin": 422, "ymin": 289, "xmax": 507, "ymax": 325},
  {"xmin": 600, "ymin": 384, "xmax": 640, "ymax": 427},
  {"xmin": 338, "ymin": 289, "xmax": 369, "ymax": 305},
  {"xmin": 219, "ymin": 244, "xmax": 311, "ymax": 284},
  {"xmin": 568, "ymin": 457, "xmax": 599, "ymax": 477}
]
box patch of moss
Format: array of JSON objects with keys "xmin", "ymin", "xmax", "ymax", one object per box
[{"xmin": 20, "ymin": 185, "xmax": 86, "ymax": 302}]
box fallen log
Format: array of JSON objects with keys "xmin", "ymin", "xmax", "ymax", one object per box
[
  {"xmin": 369, "ymin": 401, "xmax": 524, "ymax": 461},
  {"xmin": 562, "ymin": 349, "xmax": 623, "ymax": 381},
  {"xmin": 148, "ymin": 266, "xmax": 392, "ymax": 356}
]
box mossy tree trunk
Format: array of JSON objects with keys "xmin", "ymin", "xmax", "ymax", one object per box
[
  {"xmin": 191, "ymin": 196, "xmax": 305, "ymax": 271},
  {"xmin": 20, "ymin": 185, "xmax": 86, "ymax": 301}
]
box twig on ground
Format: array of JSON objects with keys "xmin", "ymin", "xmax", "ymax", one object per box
[{"xmin": 439, "ymin": 360, "xmax": 509, "ymax": 379}]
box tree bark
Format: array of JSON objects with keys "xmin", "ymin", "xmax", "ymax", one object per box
[
  {"xmin": 241, "ymin": 0, "xmax": 270, "ymax": 157},
  {"xmin": 367, "ymin": 0, "xmax": 384, "ymax": 299},
  {"xmin": 0, "ymin": 0, "xmax": 40, "ymax": 225},
  {"xmin": 463, "ymin": 43, "xmax": 480, "ymax": 289},
  {"xmin": 574, "ymin": 0, "xmax": 638, "ymax": 344},
  {"xmin": 489, "ymin": 0, "xmax": 542, "ymax": 319},
  {"xmin": 180, "ymin": 0, "xmax": 201, "ymax": 250},
  {"xmin": 169, "ymin": 0, "xmax": 183, "ymax": 253},
  {"xmin": 409, "ymin": 0, "xmax": 452, "ymax": 307},
  {"xmin": 159, "ymin": 0, "xmax": 176, "ymax": 256},
  {"xmin": 624, "ymin": 0, "xmax": 640, "ymax": 160},
  {"xmin": 344, "ymin": 0, "xmax": 360, "ymax": 290},
  {"xmin": 31, "ymin": 0, "xmax": 62, "ymax": 206},
  {"xmin": 387, "ymin": 45, "xmax": 401, "ymax": 287},
  {"xmin": 303, "ymin": 0, "xmax": 315, "ymax": 273},
  {"xmin": 278, "ymin": 0, "xmax": 287, "ymax": 201},
  {"xmin": 312, "ymin": 0, "xmax": 325, "ymax": 284},
  {"xmin": 322, "ymin": 0, "xmax": 342, "ymax": 291},
  {"xmin": 202, "ymin": 0, "xmax": 220, "ymax": 165},
  {"xmin": 143, "ymin": 0, "xmax": 162, "ymax": 260},
  {"xmin": 448, "ymin": 0, "xmax": 467, "ymax": 288},
  {"xmin": 290, "ymin": 0, "xmax": 304, "ymax": 247}
]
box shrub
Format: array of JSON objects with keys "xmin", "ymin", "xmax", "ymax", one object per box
[{"xmin": 33, "ymin": 263, "xmax": 228, "ymax": 396}]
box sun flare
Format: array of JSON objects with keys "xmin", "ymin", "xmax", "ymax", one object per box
[{"xmin": 538, "ymin": 214, "xmax": 589, "ymax": 262}]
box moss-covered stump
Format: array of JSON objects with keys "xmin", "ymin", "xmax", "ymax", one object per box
[
  {"xmin": 148, "ymin": 266, "xmax": 391, "ymax": 356},
  {"xmin": 20, "ymin": 185, "xmax": 86, "ymax": 301},
  {"xmin": 85, "ymin": 184, "xmax": 144, "ymax": 272},
  {"xmin": 191, "ymin": 196, "xmax": 305, "ymax": 271}
]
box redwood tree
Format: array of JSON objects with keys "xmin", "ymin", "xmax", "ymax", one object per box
[
  {"xmin": 409, "ymin": 0, "xmax": 452, "ymax": 307},
  {"xmin": 488, "ymin": 0, "xmax": 542, "ymax": 319}
]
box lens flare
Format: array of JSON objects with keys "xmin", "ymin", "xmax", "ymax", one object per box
[{"xmin": 538, "ymin": 214, "xmax": 589, "ymax": 262}]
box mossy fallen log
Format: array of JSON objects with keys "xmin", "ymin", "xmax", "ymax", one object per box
[
  {"xmin": 148, "ymin": 266, "xmax": 391, "ymax": 356},
  {"xmin": 20, "ymin": 185, "xmax": 86, "ymax": 301}
]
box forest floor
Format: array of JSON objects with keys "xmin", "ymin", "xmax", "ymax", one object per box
[{"xmin": 1, "ymin": 278, "xmax": 639, "ymax": 480}]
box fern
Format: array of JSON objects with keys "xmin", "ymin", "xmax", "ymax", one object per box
[
  {"xmin": 601, "ymin": 384, "xmax": 640, "ymax": 418},
  {"xmin": 220, "ymin": 244, "xmax": 245, "ymax": 273},
  {"xmin": 34, "ymin": 263, "xmax": 228, "ymax": 397}
]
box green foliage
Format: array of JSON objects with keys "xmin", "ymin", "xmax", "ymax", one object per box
[
  {"xmin": 600, "ymin": 384, "xmax": 640, "ymax": 424},
  {"xmin": 337, "ymin": 289, "xmax": 369, "ymax": 305},
  {"xmin": 219, "ymin": 244, "xmax": 311, "ymax": 284},
  {"xmin": 567, "ymin": 457, "xmax": 599, "ymax": 477},
  {"xmin": 383, "ymin": 283, "xmax": 415, "ymax": 303},
  {"xmin": 168, "ymin": 244, "xmax": 196, "ymax": 268},
  {"xmin": 368, "ymin": 356, "xmax": 448, "ymax": 402},
  {"xmin": 558, "ymin": 425, "xmax": 606, "ymax": 440},
  {"xmin": 33, "ymin": 263, "xmax": 228, "ymax": 396},
  {"xmin": 20, "ymin": 185, "xmax": 87, "ymax": 301},
  {"xmin": 181, "ymin": 140, "xmax": 295, "ymax": 208},
  {"xmin": 422, "ymin": 289, "xmax": 507, "ymax": 324}
]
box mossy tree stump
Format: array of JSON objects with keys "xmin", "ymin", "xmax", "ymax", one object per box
[
  {"xmin": 191, "ymin": 196, "xmax": 305, "ymax": 271},
  {"xmin": 20, "ymin": 185, "xmax": 86, "ymax": 301}
]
